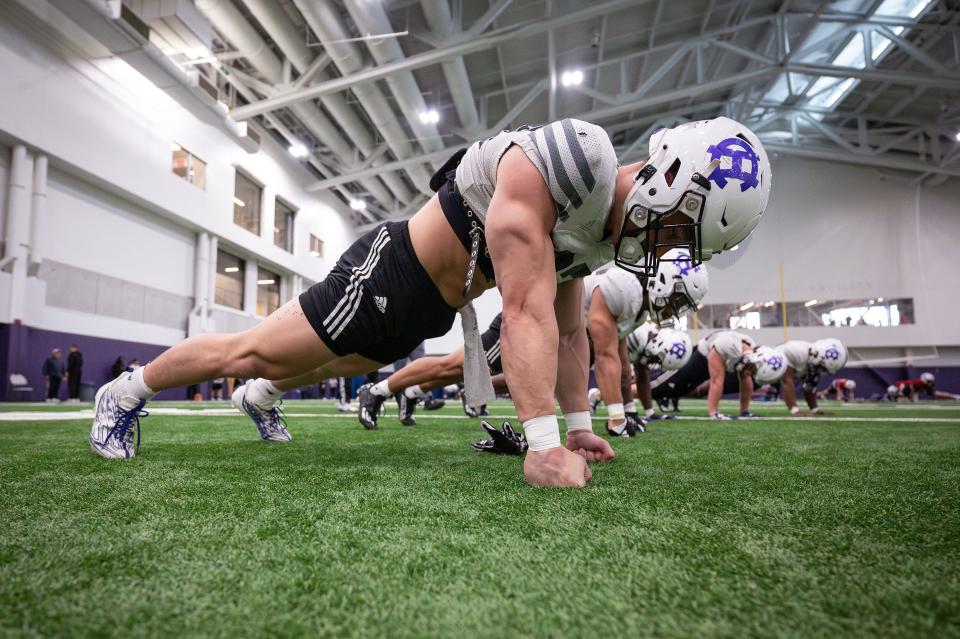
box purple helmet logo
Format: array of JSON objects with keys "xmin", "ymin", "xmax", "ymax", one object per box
[
  {"xmin": 768, "ymin": 356, "xmax": 783, "ymax": 371},
  {"xmin": 674, "ymin": 252, "xmax": 700, "ymax": 277},
  {"xmin": 707, "ymin": 137, "xmax": 760, "ymax": 192},
  {"xmin": 668, "ymin": 342, "xmax": 687, "ymax": 359},
  {"xmin": 824, "ymin": 347, "xmax": 840, "ymax": 360}
]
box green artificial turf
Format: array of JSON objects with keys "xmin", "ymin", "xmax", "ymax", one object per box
[{"xmin": 0, "ymin": 400, "xmax": 958, "ymax": 638}]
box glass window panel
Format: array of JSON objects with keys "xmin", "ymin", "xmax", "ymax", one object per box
[
  {"xmin": 234, "ymin": 172, "xmax": 262, "ymax": 236},
  {"xmin": 274, "ymin": 199, "xmax": 295, "ymax": 252},
  {"xmin": 256, "ymin": 267, "xmax": 280, "ymax": 317},
  {"xmin": 215, "ymin": 251, "xmax": 245, "ymax": 310}
]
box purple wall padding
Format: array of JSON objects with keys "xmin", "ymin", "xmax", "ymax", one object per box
[{"xmin": 0, "ymin": 323, "xmax": 193, "ymax": 401}]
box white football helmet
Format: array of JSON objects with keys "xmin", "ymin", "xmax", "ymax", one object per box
[
  {"xmin": 921, "ymin": 372, "xmax": 935, "ymax": 384},
  {"xmin": 845, "ymin": 379, "xmax": 857, "ymax": 390},
  {"xmin": 645, "ymin": 328, "xmax": 692, "ymax": 371},
  {"xmin": 886, "ymin": 384, "xmax": 900, "ymax": 398},
  {"xmin": 753, "ymin": 346, "xmax": 788, "ymax": 385},
  {"xmin": 645, "ymin": 248, "xmax": 709, "ymax": 323},
  {"xmin": 616, "ymin": 117, "xmax": 772, "ymax": 276},
  {"xmin": 810, "ymin": 338, "xmax": 847, "ymax": 374}
]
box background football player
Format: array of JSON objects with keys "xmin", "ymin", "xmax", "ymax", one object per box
[
  {"xmin": 817, "ymin": 377, "xmax": 857, "ymax": 402},
  {"xmin": 892, "ymin": 372, "xmax": 959, "ymax": 402},
  {"xmin": 774, "ymin": 338, "xmax": 848, "ymax": 416}
]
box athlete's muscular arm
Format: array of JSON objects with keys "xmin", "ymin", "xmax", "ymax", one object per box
[
  {"xmin": 739, "ymin": 365, "xmax": 754, "ymax": 413},
  {"xmin": 706, "ymin": 349, "xmax": 726, "ymax": 414},
  {"xmin": 486, "ymin": 147, "xmax": 592, "ymax": 487},
  {"xmin": 485, "ymin": 150, "xmax": 559, "ymax": 422},
  {"xmin": 618, "ymin": 338, "xmax": 633, "ymax": 404},
  {"xmin": 635, "ymin": 366, "xmax": 652, "ymax": 411},
  {"xmin": 781, "ymin": 367, "xmax": 799, "ymax": 413},
  {"xmin": 587, "ymin": 289, "xmax": 622, "ymax": 409},
  {"xmin": 554, "ymin": 278, "xmax": 589, "ymax": 414}
]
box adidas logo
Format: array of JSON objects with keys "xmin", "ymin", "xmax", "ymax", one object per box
[{"xmin": 374, "ymin": 296, "xmax": 388, "ymax": 313}]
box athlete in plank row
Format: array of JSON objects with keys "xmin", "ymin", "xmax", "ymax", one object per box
[{"xmin": 89, "ymin": 116, "xmax": 771, "ymax": 488}]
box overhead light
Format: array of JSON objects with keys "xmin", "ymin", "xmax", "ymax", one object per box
[
  {"xmin": 288, "ymin": 144, "xmax": 308, "ymax": 158},
  {"xmin": 419, "ymin": 110, "xmax": 440, "ymax": 124},
  {"xmin": 868, "ymin": 299, "xmax": 875, "ymax": 305},
  {"xmin": 224, "ymin": 266, "xmax": 240, "ymax": 273},
  {"xmin": 309, "ymin": 250, "xmax": 321, "ymax": 257},
  {"xmin": 763, "ymin": 301, "xmax": 775, "ymax": 308},
  {"xmin": 729, "ymin": 244, "xmax": 740, "ymax": 252},
  {"xmin": 877, "ymin": 296, "xmax": 884, "ymax": 302},
  {"xmin": 697, "ymin": 303, "xmax": 705, "ymax": 310},
  {"xmin": 257, "ymin": 279, "xmax": 275, "ymax": 285},
  {"xmin": 349, "ymin": 198, "xmax": 367, "ymax": 211},
  {"xmin": 804, "ymin": 299, "xmax": 819, "ymax": 307},
  {"xmin": 233, "ymin": 197, "xmax": 245, "ymax": 207},
  {"xmin": 739, "ymin": 302, "xmax": 755, "ymax": 311},
  {"xmin": 172, "ymin": 142, "xmax": 182, "ymax": 152},
  {"xmin": 560, "ymin": 69, "xmax": 584, "ymax": 87},
  {"xmin": 956, "ymin": 132, "xmax": 960, "ymax": 142}
]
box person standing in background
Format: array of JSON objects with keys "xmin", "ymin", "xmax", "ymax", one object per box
[
  {"xmin": 42, "ymin": 348, "xmax": 66, "ymax": 403},
  {"xmin": 111, "ymin": 357, "xmax": 125, "ymax": 380},
  {"xmin": 66, "ymin": 344, "xmax": 83, "ymax": 404}
]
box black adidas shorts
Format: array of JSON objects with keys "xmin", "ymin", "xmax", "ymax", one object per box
[
  {"xmin": 481, "ymin": 313, "xmax": 503, "ymax": 374},
  {"xmin": 650, "ymin": 349, "xmax": 710, "ymax": 399},
  {"xmin": 300, "ymin": 222, "xmax": 457, "ymax": 364}
]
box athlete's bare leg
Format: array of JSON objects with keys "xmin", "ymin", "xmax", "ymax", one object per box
[
  {"xmin": 142, "ymin": 298, "xmax": 339, "ymax": 391},
  {"xmin": 270, "ymin": 353, "xmax": 386, "ymax": 391},
  {"xmin": 387, "ymin": 349, "xmax": 465, "ymax": 392}
]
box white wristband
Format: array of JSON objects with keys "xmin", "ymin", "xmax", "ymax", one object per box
[
  {"xmin": 645, "ymin": 407, "xmax": 656, "ymax": 418},
  {"xmin": 790, "ymin": 406, "xmax": 800, "ymax": 415},
  {"xmin": 522, "ymin": 415, "xmax": 562, "ymax": 451},
  {"xmin": 607, "ymin": 403, "xmax": 625, "ymax": 422},
  {"xmin": 564, "ymin": 411, "xmax": 592, "ymax": 432},
  {"xmin": 624, "ymin": 401, "xmax": 636, "ymax": 413}
]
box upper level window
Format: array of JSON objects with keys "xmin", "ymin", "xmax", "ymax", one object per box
[
  {"xmin": 274, "ymin": 199, "xmax": 296, "ymax": 253},
  {"xmin": 691, "ymin": 297, "xmax": 915, "ymax": 330},
  {"xmin": 309, "ymin": 234, "xmax": 323, "ymax": 258},
  {"xmin": 172, "ymin": 143, "xmax": 206, "ymax": 189},
  {"xmin": 233, "ymin": 171, "xmax": 262, "ymax": 236},
  {"xmin": 215, "ymin": 251, "xmax": 245, "ymax": 310},
  {"xmin": 257, "ymin": 268, "xmax": 280, "ymax": 317}
]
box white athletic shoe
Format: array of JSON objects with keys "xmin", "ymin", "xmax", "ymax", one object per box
[
  {"xmin": 337, "ymin": 402, "xmax": 358, "ymax": 413},
  {"xmin": 588, "ymin": 387, "xmax": 602, "ymax": 415},
  {"xmin": 89, "ymin": 374, "xmax": 148, "ymax": 460},
  {"xmin": 232, "ymin": 384, "xmax": 292, "ymax": 442}
]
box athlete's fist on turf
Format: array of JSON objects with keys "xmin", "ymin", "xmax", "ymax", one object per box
[
  {"xmin": 524, "ymin": 447, "xmax": 591, "ymax": 488},
  {"xmin": 565, "ymin": 430, "xmax": 615, "ymax": 462}
]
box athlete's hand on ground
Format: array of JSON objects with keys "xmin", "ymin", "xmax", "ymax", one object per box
[
  {"xmin": 471, "ymin": 420, "xmax": 527, "ymax": 455},
  {"xmin": 524, "ymin": 447, "xmax": 592, "ymax": 488},
  {"xmin": 565, "ymin": 429, "xmax": 615, "ymax": 462}
]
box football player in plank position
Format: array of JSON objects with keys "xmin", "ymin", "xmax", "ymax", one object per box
[
  {"xmin": 88, "ymin": 117, "xmax": 770, "ymax": 488},
  {"xmin": 587, "ymin": 249, "xmax": 706, "ymax": 429},
  {"xmin": 817, "ymin": 378, "xmax": 857, "ymax": 402},
  {"xmin": 773, "ymin": 339, "xmax": 847, "ymax": 416},
  {"xmin": 892, "ymin": 372, "xmax": 959, "ymax": 402},
  {"xmin": 650, "ymin": 331, "xmax": 782, "ymax": 419},
  {"xmin": 623, "ymin": 323, "xmax": 694, "ymax": 421}
]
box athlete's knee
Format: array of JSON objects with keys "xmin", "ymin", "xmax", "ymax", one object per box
[
  {"xmin": 437, "ymin": 352, "xmax": 465, "ymax": 380},
  {"xmin": 222, "ymin": 332, "xmax": 274, "ymax": 379}
]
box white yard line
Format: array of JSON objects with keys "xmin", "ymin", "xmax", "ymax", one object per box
[{"xmin": 0, "ymin": 409, "xmax": 958, "ymax": 424}]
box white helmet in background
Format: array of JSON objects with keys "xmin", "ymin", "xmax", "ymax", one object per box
[
  {"xmin": 810, "ymin": 338, "xmax": 848, "ymax": 374},
  {"xmin": 886, "ymin": 384, "xmax": 899, "ymax": 397},
  {"xmin": 645, "ymin": 248, "xmax": 709, "ymax": 323},
  {"xmin": 753, "ymin": 346, "xmax": 788, "ymax": 385},
  {"xmin": 846, "ymin": 380, "xmax": 857, "ymax": 390},
  {"xmin": 736, "ymin": 351, "xmax": 764, "ymax": 375},
  {"xmin": 921, "ymin": 372, "xmax": 935, "ymax": 384},
  {"xmin": 616, "ymin": 117, "xmax": 772, "ymax": 276},
  {"xmin": 646, "ymin": 328, "xmax": 692, "ymax": 371}
]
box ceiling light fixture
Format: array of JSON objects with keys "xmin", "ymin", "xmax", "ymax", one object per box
[
  {"xmin": 233, "ymin": 197, "xmax": 245, "ymax": 207},
  {"xmin": 257, "ymin": 279, "xmax": 275, "ymax": 285},
  {"xmin": 349, "ymin": 199, "xmax": 367, "ymax": 211},
  {"xmin": 804, "ymin": 299, "xmax": 819, "ymax": 307},
  {"xmin": 763, "ymin": 301, "xmax": 775, "ymax": 308},
  {"xmin": 739, "ymin": 302, "xmax": 755, "ymax": 311},
  {"xmin": 288, "ymin": 144, "xmax": 308, "ymax": 158},
  {"xmin": 224, "ymin": 266, "xmax": 240, "ymax": 273},
  {"xmin": 418, "ymin": 109, "xmax": 440, "ymax": 124},
  {"xmin": 560, "ymin": 69, "xmax": 584, "ymax": 87}
]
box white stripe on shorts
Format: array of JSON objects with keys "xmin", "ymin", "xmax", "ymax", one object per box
[{"xmin": 323, "ymin": 227, "xmax": 392, "ymax": 339}]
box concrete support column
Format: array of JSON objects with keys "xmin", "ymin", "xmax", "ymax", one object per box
[
  {"xmin": 243, "ymin": 258, "xmax": 257, "ymax": 316},
  {"xmin": 5, "ymin": 145, "xmax": 33, "ymax": 324},
  {"xmin": 28, "ymin": 154, "xmax": 46, "ymax": 272}
]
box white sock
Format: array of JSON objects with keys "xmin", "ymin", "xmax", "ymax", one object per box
[
  {"xmin": 245, "ymin": 378, "xmax": 284, "ymax": 410},
  {"xmin": 114, "ymin": 366, "xmax": 157, "ymax": 411},
  {"xmin": 370, "ymin": 380, "xmax": 392, "ymax": 397},
  {"xmin": 404, "ymin": 385, "xmax": 424, "ymax": 399}
]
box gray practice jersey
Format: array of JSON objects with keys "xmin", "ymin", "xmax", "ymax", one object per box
[
  {"xmin": 775, "ymin": 340, "xmax": 813, "ymax": 377},
  {"xmin": 697, "ymin": 331, "xmax": 756, "ymax": 372},
  {"xmin": 455, "ymin": 118, "xmax": 618, "ymax": 283},
  {"xmin": 582, "ymin": 267, "xmax": 645, "ymax": 338}
]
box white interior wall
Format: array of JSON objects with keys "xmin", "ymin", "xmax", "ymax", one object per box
[{"xmin": 0, "ymin": 4, "xmax": 359, "ymax": 345}]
